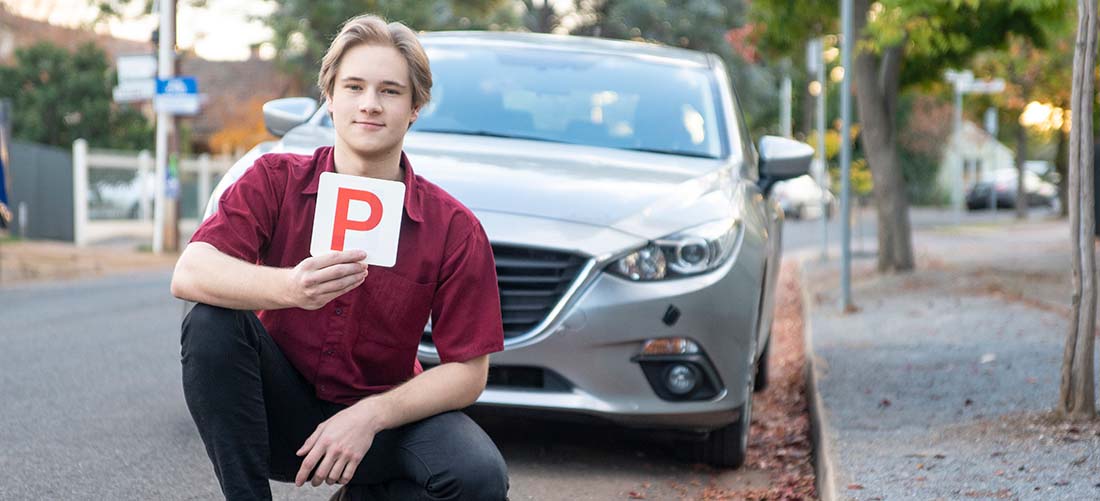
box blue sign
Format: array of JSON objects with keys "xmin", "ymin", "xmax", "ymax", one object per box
[
  {"xmin": 156, "ymin": 76, "xmax": 198, "ymax": 95},
  {"xmin": 154, "ymin": 76, "xmax": 200, "ymax": 115}
]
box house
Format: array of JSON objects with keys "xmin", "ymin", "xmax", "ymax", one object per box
[
  {"xmin": 0, "ymin": 6, "xmax": 297, "ymax": 154},
  {"xmin": 938, "ymin": 120, "xmax": 1015, "ymax": 192}
]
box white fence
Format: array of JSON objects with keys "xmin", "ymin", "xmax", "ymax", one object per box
[{"xmin": 72, "ymin": 138, "xmax": 234, "ymax": 247}]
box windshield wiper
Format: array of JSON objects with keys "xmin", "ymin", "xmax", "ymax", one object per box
[
  {"xmin": 414, "ymin": 129, "xmax": 572, "ymax": 145},
  {"xmin": 623, "ymin": 147, "xmax": 718, "ymax": 159}
]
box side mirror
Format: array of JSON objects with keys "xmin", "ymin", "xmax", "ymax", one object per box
[
  {"xmin": 263, "ymin": 97, "xmax": 318, "ymax": 137},
  {"xmin": 758, "ymin": 135, "xmax": 814, "ymax": 181}
]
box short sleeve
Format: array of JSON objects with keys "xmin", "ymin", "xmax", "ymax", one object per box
[
  {"xmin": 189, "ymin": 156, "xmax": 282, "ymax": 263},
  {"xmin": 429, "ymin": 221, "xmax": 504, "ymax": 364}
]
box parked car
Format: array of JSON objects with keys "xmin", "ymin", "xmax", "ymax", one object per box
[
  {"xmin": 966, "ymin": 168, "xmax": 1059, "ymax": 210},
  {"xmin": 201, "ymin": 32, "xmax": 811, "ymax": 468},
  {"xmin": 772, "ymin": 174, "xmax": 836, "ymax": 220}
]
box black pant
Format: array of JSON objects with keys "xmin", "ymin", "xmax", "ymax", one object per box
[{"xmin": 181, "ymin": 303, "xmax": 509, "ymax": 501}]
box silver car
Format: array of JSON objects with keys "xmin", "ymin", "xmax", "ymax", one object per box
[{"xmin": 204, "ymin": 32, "xmax": 811, "ymax": 468}]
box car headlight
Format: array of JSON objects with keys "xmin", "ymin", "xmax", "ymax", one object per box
[{"xmin": 610, "ymin": 218, "xmax": 742, "ymax": 281}]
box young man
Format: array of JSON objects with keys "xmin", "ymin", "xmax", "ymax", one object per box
[{"xmin": 171, "ymin": 14, "xmax": 508, "ymax": 501}]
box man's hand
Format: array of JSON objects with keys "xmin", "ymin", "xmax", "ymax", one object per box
[
  {"xmin": 286, "ymin": 250, "xmax": 369, "ymax": 310},
  {"xmin": 295, "ymin": 403, "xmax": 382, "ymax": 487}
]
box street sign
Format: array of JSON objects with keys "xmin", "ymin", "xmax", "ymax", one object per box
[
  {"xmin": 113, "ymin": 54, "xmax": 158, "ymax": 104},
  {"xmin": 112, "ymin": 79, "xmax": 155, "ymax": 103},
  {"xmin": 116, "ymin": 54, "xmax": 157, "ymax": 81},
  {"xmin": 963, "ymin": 79, "xmax": 1006, "ymax": 94},
  {"xmin": 154, "ymin": 76, "xmax": 200, "ymax": 115}
]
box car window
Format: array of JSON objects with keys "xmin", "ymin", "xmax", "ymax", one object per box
[{"xmin": 410, "ymin": 43, "xmax": 728, "ymax": 159}]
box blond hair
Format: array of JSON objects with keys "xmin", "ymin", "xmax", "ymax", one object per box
[{"xmin": 318, "ymin": 14, "xmax": 432, "ymax": 109}]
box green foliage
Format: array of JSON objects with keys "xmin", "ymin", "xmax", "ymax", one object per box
[
  {"xmin": 261, "ymin": 0, "xmax": 512, "ymax": 96},
  {"xmin": 0, "ymin": 42, "xmax": 153, "ymax": 149}
]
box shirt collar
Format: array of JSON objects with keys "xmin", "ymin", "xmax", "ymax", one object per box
[{"xmin": 302, "ymin": 147, "xmax": 424, "ymax": 223}]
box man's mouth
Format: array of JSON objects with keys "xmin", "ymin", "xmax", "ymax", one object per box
[{"xmin": 353, "ymin": 120, "xmax": 385, "ymax": 128}]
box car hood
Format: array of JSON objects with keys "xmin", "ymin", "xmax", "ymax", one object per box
[{"xmin": 404, "ymin": 132, "xmax": 733, "ymax": 239}]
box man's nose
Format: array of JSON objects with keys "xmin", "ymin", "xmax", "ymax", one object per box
[{"xmin": 359, "ymin": 92, "xmax": 382, "ymax": 113}]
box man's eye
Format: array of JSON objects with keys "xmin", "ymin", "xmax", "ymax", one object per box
[
  {"xmin": 346, "ymin": 85, "xmax": 362, "ymax": 91},
  {"xmin": 383, "ymin": 89, "xmax": 401, "ymax": 95}
]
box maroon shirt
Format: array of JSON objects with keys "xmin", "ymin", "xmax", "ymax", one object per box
[{"xmin": 190, "ymin": 146, "xmax": 504, "ymax": 405}]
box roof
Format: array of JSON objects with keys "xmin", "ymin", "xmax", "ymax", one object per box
[
  {"xmin": 0, "ymin": 5, "xmax": 148, "ymax": 64},
  {"xmin": 421, "ymin": 31, "xmax": 714, "ymax": 68}
]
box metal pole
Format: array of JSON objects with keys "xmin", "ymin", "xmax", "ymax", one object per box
[
  {"xmin": 780, "ymin": 71, "xmax": 793, "ymax": 138},
  {"xmin": 153, "ymin": 0, "xmax": 174, "ymax": 254},
  {"xmin": 816, "ymin": 38, "xmax": 829, "ymax": 260},
  {"xmin": 839, "ymin": 0, "xmax": 853, "ymax": 311},
  {"xmin": 953, "ymin": 85, "xmax": 963, "ymax": 225},
  {"xmin": 72, "ymin": 139, "xmax": 88, "ymax": 247}
]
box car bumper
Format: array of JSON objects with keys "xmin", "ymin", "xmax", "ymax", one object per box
[{"xmin": 420, "ymin": 234, "xmax": 765, "ymax": 432}]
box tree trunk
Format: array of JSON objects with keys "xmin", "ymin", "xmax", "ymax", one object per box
[
  {"xmin": 1058, "ymin": 0, "xmax": 1098, "ymax": 421},
  {"xmin": 1015, "ymin": 122, "xmax": 1029, "ymax": 220},
  {"xmin": 852, "ymin": 0, "xmax": 914, "ymax": 273}
]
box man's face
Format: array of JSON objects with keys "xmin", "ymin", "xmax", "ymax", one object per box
[{"xmin": 327, "ymin": 44, "xmax": 419, "ymax": 160}]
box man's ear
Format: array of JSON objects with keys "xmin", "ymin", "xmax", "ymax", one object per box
[
  {"xmin": 409, "ymin": 105, "xmax": 421, "ymax": 126},
  {"xmin": 326, "ymin": 95, "xmax": 334, "ymax": 116}
]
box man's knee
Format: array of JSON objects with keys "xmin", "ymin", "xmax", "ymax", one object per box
[
  {"xmin": 424, "ymin": 424, "xmax": 509, "ymax": 500},
  {"xmin": 181, "ymin": 303, "xmax": 250, "ymax": 362}
]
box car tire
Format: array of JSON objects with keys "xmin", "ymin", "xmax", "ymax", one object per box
[
  {"xmin": 753, "ymin": 337, "xmax": 770, "ymax": 393},
  {"xmin": 677, "ymin": 365, "xmax": 754, "ymax": 468}
]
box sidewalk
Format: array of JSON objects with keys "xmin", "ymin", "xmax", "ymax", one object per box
[{"xmin": 802, "ymin": 219, "xmax": 1100, "ymax": 500}]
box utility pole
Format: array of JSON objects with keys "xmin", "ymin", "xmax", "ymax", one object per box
[
  {"xmin": 154, "ymin": 0, "xmax": 179, "ymax": 254},
  {"xmin": 167, "ymin": 0, "xmax": 181, "ymax": 253},
  {"xmin": 839, "ymin": 0, "xmax": 853, "ymax": 311},
  {"xmin": 807, "ymin": 38, "xmax": 829, "ymax": 260},
  {"xmin": 780, "ymin": 59, "xmax": 793, "ymax": 138}
]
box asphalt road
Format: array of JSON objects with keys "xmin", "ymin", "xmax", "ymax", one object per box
[
  {"xmin": 0, "ymin": 272, "xmax": 769, "ymax": 500},
  {"xmin": 1, "ymin": 205, "xmax": 1054, "ymax": 500}
]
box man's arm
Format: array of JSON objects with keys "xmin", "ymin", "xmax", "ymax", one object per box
[
  {"xmin": 294, "ymin": 354, "xmax": 489, "ymax": 486},
  {"xmin": 171, "ymin": 241, "xmax": 369, "ymax": 311}
]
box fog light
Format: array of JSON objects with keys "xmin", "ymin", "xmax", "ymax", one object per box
[{"xmin": 664, "ymin": 364, "xmax": 699, "ymax": 395}]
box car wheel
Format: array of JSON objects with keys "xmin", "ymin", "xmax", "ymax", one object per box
[
  {"xmin": 753, "ymin": 337, "xmax": 770, "ymax": 393},
  {"xmin": 678, "ymin": 364, "xmax": 754, "ymax": 468}
]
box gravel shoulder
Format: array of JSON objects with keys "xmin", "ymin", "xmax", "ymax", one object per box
[
  {"xmin": 803, "ymin": 220, "xmax": 1100, "ymax": 501},
  {"xmin": 0, "ymin": 239, "xmax": 178, "ymax": 285}
]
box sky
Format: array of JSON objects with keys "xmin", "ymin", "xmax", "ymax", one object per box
[
  {"xmin": 2, "ymin": 0, "xmax": 278, "ymax": 61},
  {"xmin": 2, "ymin": 0, "xmax": 580, "ymax": 61}
]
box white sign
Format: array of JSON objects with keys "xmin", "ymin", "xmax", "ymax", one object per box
[
  {"xmin": 116, "ymin": 54, "xmax": 157, "ymax": 81},
  {"xmin": 963, "ymin": 79, "xmax": 1006, "ymax": 94},
  {"xmin": 310, "ymin": 172, "xmax": 405, "ymax": 267},
  {"xmin": 112, "ymin": 78, "xmax": 155, "ymax": 102}
]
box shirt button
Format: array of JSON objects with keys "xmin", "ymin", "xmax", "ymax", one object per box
[
  {"xmin": 325, "ymin": 349, "xmax": 335, "ymax": 356},
  {"xmin": 335, "ymin": 308, "xmax": 343, "ymax": 316},
  {"xmin": 320, "ymin": 385, "xmax": 327, "ymax": 392}
]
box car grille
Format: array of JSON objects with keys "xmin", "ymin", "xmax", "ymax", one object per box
[{"xmin": 422, "ymin": 244, "xmax": 587, "ymax": 344}]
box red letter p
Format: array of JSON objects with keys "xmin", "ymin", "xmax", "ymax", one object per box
[{"xmin": 331, "ymin": 188, "xmax": 384, "ymax": 251}]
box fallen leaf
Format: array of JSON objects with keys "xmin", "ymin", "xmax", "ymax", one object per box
[
  {"xmin": 627, "ymin": 491, "xmax": 646, "ymax": 499},
  {"xmin": 879, "ymin": 399, "xmax": 892, "ymax": 408},
  {"xmin": 964, "ymin": 399, "xmax": 974, "ymax": 406},
  {"xmin": 995, "ymin": 469, "xmax": 1004, "ymax": 476},
  {"xmin": 847, "ymin": 483, "xmax": 865, "ymax": 490}
]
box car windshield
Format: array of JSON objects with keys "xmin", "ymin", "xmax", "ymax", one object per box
[{"xmin": 402, "ymin": 42, "xmax": 728, "ymax": 159}]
